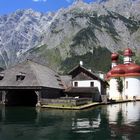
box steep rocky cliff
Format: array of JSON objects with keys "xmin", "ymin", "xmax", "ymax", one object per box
[{"xmin": 0, "ymin": 0, "xmax": 140, "ymax": 72}]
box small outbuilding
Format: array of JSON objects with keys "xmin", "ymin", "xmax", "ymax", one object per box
[{"xmin": 64, "ymin": 63, "xmax": 107, "ymax": 102}]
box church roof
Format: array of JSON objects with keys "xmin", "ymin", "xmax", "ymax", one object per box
[
  {"xmin": 106, "ymin": 48, "xmax": 140, "ymax": 80},
  {"xmin": 0, "ymin": 60, "xmax": 64, "ymax": 89},
  {"xmin": 106, "ymin": 63, "xmax": 140, "ymax": 80}
]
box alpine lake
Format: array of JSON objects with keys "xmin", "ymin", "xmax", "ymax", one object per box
[{"xmin": 0, "ymin": 102, "xmax": 140, "ymax": 140}]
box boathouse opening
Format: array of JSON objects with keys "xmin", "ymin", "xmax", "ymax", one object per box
[{"xmin": 5, "ymin": 89, "xmax": 38, "ymax": 107}]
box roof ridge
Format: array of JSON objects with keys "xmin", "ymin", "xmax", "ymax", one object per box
[
  {"xmin": 28, "ymin": 60, "xmax": 64, "ymax": 89},
  {"xmin": 27, "ymin": 60, "xmax": 42, "ymax": 86},
  {"xmin": 68, "ymin": 64, "xmax": 105, "ymax": 82},
  {"xmin": 27, "ymin": 59, "xmax": 59, "ymax": 74},
  {"xmin": 67, "ymin": 64, "xmax": 80, "ymax": 74}
]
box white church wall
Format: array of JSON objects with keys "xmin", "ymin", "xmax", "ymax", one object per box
[
  {"xmin": 108, "ymin": 78, "xmax": 121, "ymax": 100},
  {"xmin": 125, "ymin": 77, "xmax": 140, "ymax": 100}
]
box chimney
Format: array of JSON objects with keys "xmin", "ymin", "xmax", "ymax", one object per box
[
  {"xmin": 88, "ymin": 69, "xmax": 92, "ymax": 72},
  {"xmin": 79, "ymin": 61, "xmax": 83, "ymax": 66}
]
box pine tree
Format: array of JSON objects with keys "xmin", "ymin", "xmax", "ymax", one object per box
[{"xmin": 117, "ymin": 77, "xmax": 123, "ymax": 100}]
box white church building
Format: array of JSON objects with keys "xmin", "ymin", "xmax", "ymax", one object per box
[{"xmin": 106, "ymin": 48, "xmax": 140, "ymax": 101}]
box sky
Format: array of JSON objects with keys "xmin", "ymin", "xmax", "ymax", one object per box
[{"xmin": 0, "ymin": 0, "xmax": 96, "ymax": 15}]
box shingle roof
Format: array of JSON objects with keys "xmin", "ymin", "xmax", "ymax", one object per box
[
  {"xmin": 0, "ymin": 60, "xmax": 64, "ymax": 89},
  {"xmin": 60, "ymin": 75, "xmax": 72, "ymax": 88},
  {"xmin": 68, "ymin": 64, "xmax": 106, "ymax": 83}
]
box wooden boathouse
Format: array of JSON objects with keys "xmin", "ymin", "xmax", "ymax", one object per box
[{"xmin": 0, "ymin": 60, "xmax": 64, "ymax": 106}]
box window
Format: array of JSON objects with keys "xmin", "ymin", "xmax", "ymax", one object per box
[
  {"xmin": 90, "ymin": 82, "xmax": 94, "ymax": 87},
  {"xmin": 16, "ymin": 72, "xmax": 26, "ymax": 81},
  {"xmin": 74, "ymin": 82, "xmax": 78, "ymax": 87},
  {"xmin": 126, "ymin": 81, "xmax": 128, "ymax": 89},
  {"xmin": 0, "ymin": 73, "xmax": 4, "ymax": 80}
]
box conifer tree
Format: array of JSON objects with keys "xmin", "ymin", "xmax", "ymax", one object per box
[{"xmin": 117, "ymin": 77, "xmax": 123, "ymax": 100}]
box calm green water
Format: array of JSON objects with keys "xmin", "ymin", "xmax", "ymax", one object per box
[{"xmin": 0, "ymin": 102, "xmax": 140, "ymax": 140}]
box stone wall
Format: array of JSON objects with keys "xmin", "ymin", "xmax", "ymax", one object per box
[{"xmin": 41, "ymin": 97, "xmax": 91, "ymax": 106}]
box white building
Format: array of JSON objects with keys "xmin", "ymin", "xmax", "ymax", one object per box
[
  {"xmin": 65, "ymin": 62, "xmax": 107, "ymax": 102},
  {"xmin": 106, "ymin": 48, "xmax": 140, "ymax": 101}
]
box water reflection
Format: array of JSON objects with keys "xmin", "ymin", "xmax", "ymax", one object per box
[
  {"xmin": 0, "ymin": 106, "xmax": 37, "ymax": 123},
  {"xmin": 107, "ymin": 102, "xmax": 140, "ymax": 124},
  {"xmin": 71, "ymin": 108, "xmax": 101, "ymax": 133},
  {"xmin": 107, "ymin": 102, "xmax": 140, "ymax": 140},
  {"xmin": 0, "ymin": 102, "xmax": 139, "ymax": 140}
]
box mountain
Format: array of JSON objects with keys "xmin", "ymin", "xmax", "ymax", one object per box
[
  {"xmin": 0, "ymin": 9, "xmax": 54, "ymax": 68},
  {"xmin": 0, "ymin": 0, "xmax": 140, "ymax": 73}
]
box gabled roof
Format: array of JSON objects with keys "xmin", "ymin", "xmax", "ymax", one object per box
[
  {"xmin": 68, "ymin": 64, "xmax": 106, "ymax": 83},
  {"xmin": 0, "ymin": 60, "xmax": 64, "ymax": 89}
]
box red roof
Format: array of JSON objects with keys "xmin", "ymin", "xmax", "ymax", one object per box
[{"xmin": 106, "ymin": 63, "xmax": 140, "ymax": 80}]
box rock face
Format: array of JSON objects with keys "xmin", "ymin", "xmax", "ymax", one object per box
[
  {"xmin": 0, "ymin": 9, "xmax": 54, "ymax": 68},
  {"xmin": 0, "ymin": 0, "xmax": 140, "ymax": 72}
]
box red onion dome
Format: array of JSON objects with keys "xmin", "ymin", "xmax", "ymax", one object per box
[
  {"xmin": 111, "ymin": 64, "xmax": 125, "ymax": 75},
  {"xmin": 111, "ymin": 53, "xmax": 119, "ymax": 62},
  {"xmin": 123, "ymin": 48, "xmax": 133, "ymax": 56},
  {"xmin": 106, "ymin": 63, "xmax": 140, "ymax": 79},
  {"xmin": 125, "ymin": 63, "xmax": 140, "ymax": 74}
]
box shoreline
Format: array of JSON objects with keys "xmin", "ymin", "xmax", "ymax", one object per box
[{"xmin": 41, "ymin": 100, "xmax": 139, "ymax": 110}]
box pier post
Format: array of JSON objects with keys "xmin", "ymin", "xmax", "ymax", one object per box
[
  {"xmin": 2, "ymin": 105, "xmax": 5, "ymax": 121},
  {"xmin": 35, "ymin": 91, "xmax": 41, "ymax": 107},
  {"xmin": 2, "ymin": 91, "xmax": 6, "ymax": 104}
]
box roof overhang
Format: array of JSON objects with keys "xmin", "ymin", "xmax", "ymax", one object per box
[{"xmin": 0, "ymin": 86, "xmax": 42, "ymax": 90}]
